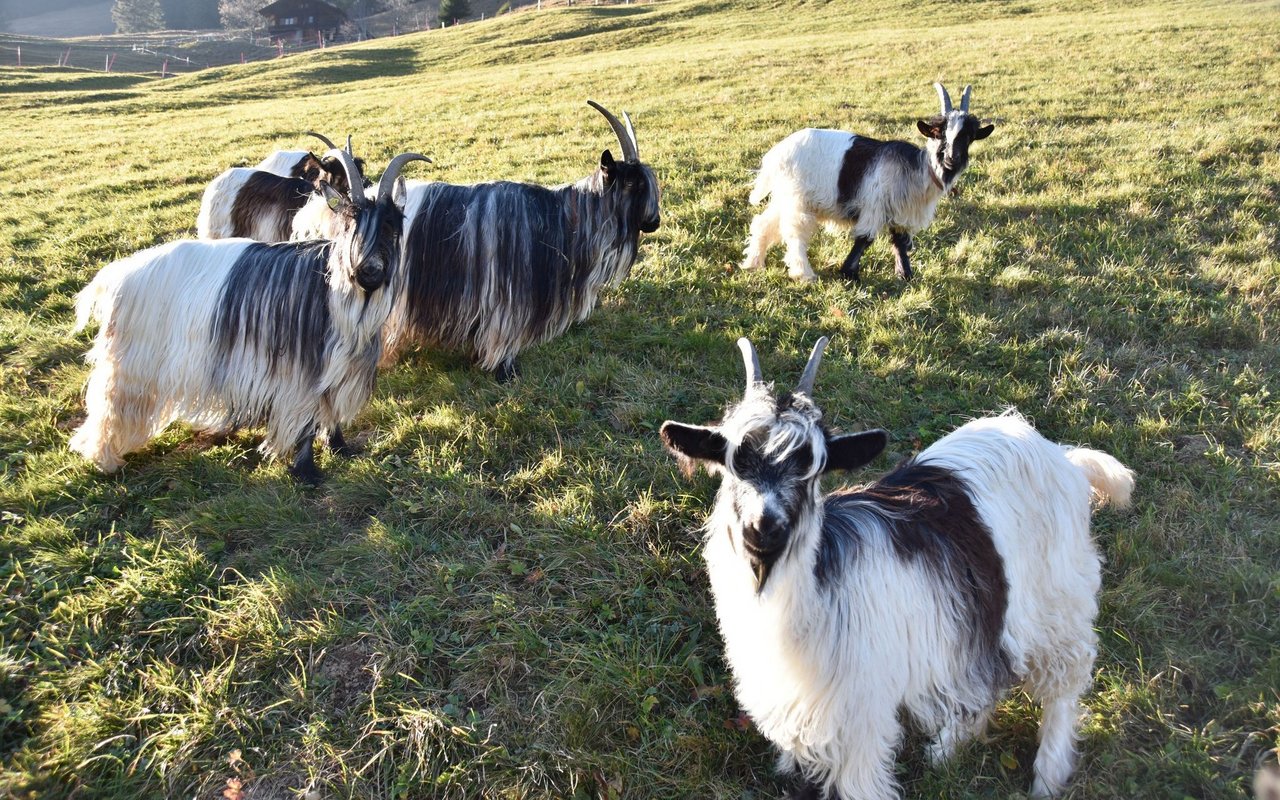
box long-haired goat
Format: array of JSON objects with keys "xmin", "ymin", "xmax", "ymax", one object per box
[
  {"xmin": 71, "ymin": 149, "xmax": 428, "ymax": 484},
  {"xmin": 197, "ymin": 132, "xmax": 370, "ymax": 243},
  {"xmin": 378, "ymin": 100, "xmax": 661, "ymax": 381},
  {"xmin": 742, "ymin": 83, "xmax": 994, "ymax": 282},
  {"xmin": 660, "ymin": 337, "xmax": 1134, "ymax": 800}
]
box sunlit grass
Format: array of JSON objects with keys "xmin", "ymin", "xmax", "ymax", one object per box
[{"xmin": 1, "ymin": 0, "xmax": 1278, "ymax": 797}]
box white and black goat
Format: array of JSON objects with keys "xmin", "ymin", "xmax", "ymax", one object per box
[
  {"xmin": 196, "ymin": 132, "xmax": 369, "ymax": 243},
  {"xmin": 660, "ymin": 338, "xmax": 1134, "ymax": 800},
  {"xmin": 378, "ymin": 100, "xmax": 661, "ymax": 381},
  {"xmin": 70, "ymin": 149, "xmax": 428, "ymax": 484},
  {"xmin": 742, "ymin": 83, "xmax": 994, "ymax": 282}
]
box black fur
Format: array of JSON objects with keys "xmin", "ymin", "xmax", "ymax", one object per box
[
  {"xmin": 836, "ymin": 136, "xmax": 925, "ymax": 214},
  {"xmin": 889, "ymin": 229, "xmax": 913, "ymax": 280},
  {"xmin": 211, "ymin": 240, "xmax": 334, "ymax": 405},
  {"xmin": 394, "ymin": 158, "xmax": 660, "ymax": 373},
  {"xmin": 230, "ymin": 171, "xmax": 315, "ymax": 240},
  {"xmin": 818, "ymin": 460, "xmax": 1011, "ymax": 687}
]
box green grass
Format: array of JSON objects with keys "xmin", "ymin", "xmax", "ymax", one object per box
[{"xmin": 1, "ymin": 0, "xmax": 1278, "ymax": 797}]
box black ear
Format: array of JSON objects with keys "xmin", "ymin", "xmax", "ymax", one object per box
[
  {"xmin": 974, "ymin": 123, "xmax": 995, "ymax": 140},
  {"xmin": 600, "ymin": 149, "xmax": 616, "ymax": 184},
  {"xmin": 660, "ymin": 421, "xmax": 727, "ymax": 476},
  {"xmin": 824, "ymin": 429, "xmax": 888, "ymax": 473},
  {"xmin": 917, "ymin": 119, "xmax": 944, "ymax": 139},
  {"xmin": 320, "ymin": 181, "xmax": 347, "ymax": 211}
]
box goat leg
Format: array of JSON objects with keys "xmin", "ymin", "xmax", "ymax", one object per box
[
  {"xmin": 289, "ymin": 426, "xmax": 323, "ymax": 486},
  {"xmin": 327, "ymin": 425, "xmax": 360, "ymax": 458},
  {"xmin": 840, "ymin": 235, "xmax": 874, "ymax": 282},
  {"xmin": 493, "ymin": 357, "xmax": 521, "ymax": 384},
  {"xmin": 890, "ymin": 230, "xmax": 913, "ymax": 281}
]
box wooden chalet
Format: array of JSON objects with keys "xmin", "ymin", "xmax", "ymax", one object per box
[{"xmin": 259, "ymin": 0, "xmax": 347, "ymax": 44}]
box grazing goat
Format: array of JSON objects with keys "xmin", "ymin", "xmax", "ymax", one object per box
[
  {"xmin": 660, "ymin": 337, "xmax": 1134, "ymax": 800},
  {"xmin": 378, "ymin": 100, "xmax": 662, "ymax": 382},
  {"xmin": 70, "ymin": 149, "xmax": 428, "ymax": 484},
  {"xmin": 742, "ymin": 83, "xmax": 994, "ymax": 282},
  {"xmin": 197, "ymin": 132, "xmax": 368, "ymax": 243}
]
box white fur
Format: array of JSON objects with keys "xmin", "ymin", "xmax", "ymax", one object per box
[
  {"xmin": 69, "ymin": 235, "xmax": 394, "ymax": 472},
  {"xmin": 196, "ymin": 168, "xmax": 298, "ymax": 242},
  {"xmin": 702, "ymin": 410, "xmax": 1134, "ymax": 799},
  {"xmin": 742, "ymin": 128, "xmax": 946, "ymax": 281},
  {"xmin": 255, "ymin": 149, "xmax": 310, "ymax": 177}
]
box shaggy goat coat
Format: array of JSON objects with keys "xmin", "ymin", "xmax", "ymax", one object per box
[
  {"xmin": 196, "ymin": 168, "xmax": 315, "ymax": 242},
  {"xmin": 742, "ymin": 83, "xmax": 993, "ymax": 282},
  {"xmin": 69, "ymin": 236, "xmax": 394, "ymax": 471},
  {"xmin": 70, "ymin": 149, "xmax": 423, "ymax": 477},
  {"xmin": 380, "ymin": 166, "xmax": 658, "ymax": 373},
  {"xmin": 663, "ymin": 340, "xmax": 1133, "ymax": 800}
]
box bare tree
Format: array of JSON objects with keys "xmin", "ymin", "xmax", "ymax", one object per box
[{"xmin": 219, "ymin": 0, "xmax": 263, "ymax": 31}]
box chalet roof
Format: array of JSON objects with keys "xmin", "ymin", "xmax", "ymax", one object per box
[{"xmin": 258, "ymin": 0, "xmax": 346, "ymax": 18}]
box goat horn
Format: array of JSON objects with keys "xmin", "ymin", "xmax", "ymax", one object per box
[
  {"xmin": 934, "ymin": 82, "xmax": 952, "ymax": 115},
  {"xmin": 323, "ymin": 147, "xmax": 365, "ymax": 200},
  {"xmin": 376, "ymin": 152, "xmax": 430, "ymax": 204},
  {"xmin": 737, "ymin": 337, "xmax": 763, "ymax": 391},
  {"xmin": 795, "ymin": 337, "xmax": 829, "ymax": 397},
  {"xmin": 305, "ymin": 131, "xmax": 338, "ymax": 150},
  {"xmin": 959, "ymin": 85, "xmax": 972, "ymax": 113},
  {"xmin": 622, "ymin": 109, "xmax": 640, "ymax": 161},
  {"xmin": 587, "ymin": 99, "xmax": 639, "ymax": 162},
  {"xmin": 346, "ymin": 134, "xmax": 354, "ymax": 155}
]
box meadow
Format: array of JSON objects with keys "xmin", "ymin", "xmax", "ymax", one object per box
[{"xmin": 1, "ymin": 0, "xmax": 1278, "ymax": 797}]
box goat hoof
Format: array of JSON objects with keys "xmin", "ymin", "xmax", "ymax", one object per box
[
  {"xmin": 841, "ymin": 267, "xmax": 861, "ymax": 283},
  {"xmin": 494, "ymin": 360, "xmax": 521, "ymax": 384},
  {"xmin": 787, "ymin": 780, "xmax": 825, "ymax": 800},
  {"xmin": 289, "ymin": 463, "xmax": 324, "ymax": 487}
]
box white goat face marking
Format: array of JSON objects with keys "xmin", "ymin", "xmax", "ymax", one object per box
[{"xmin": 718, "ymin": 391, "xmax": 827, "ymax": 581}]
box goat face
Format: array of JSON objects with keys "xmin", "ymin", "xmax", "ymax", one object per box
[
  {"xmin": 600, "ymin": 149, "xmax": 661, "ymax": 233},
  {"xmin": 917, "ymin": 83, "xmax": 995, "ymax": 184},
  {"xmin": 319, "ymin": 172, "xmax": 408, "ymax": 294},
  {"xmin": 660, "ymin": 338, "xmax": 887, "ymax": 592}
]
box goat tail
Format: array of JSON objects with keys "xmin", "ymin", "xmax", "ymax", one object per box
[
  {"xmin": 748, "ymin": 167, "xmax": 771, "ymax": 205},
  {"xmin": 74, "ymin": 270, "xmax": 117, "ymax": 333},
  {"xmin": 1064, "ymin": 447, "xmax": 1134, "ymax": 510}
]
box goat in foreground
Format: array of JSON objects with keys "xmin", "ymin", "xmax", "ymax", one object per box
[
  {"xmin": 660, "ymin": 337, "xmax": 1133, "ymax": 799},
  {"xmin": 71, "ymin": 149, "xmax": 427, "ymax": 484},
  {"xmin": 197, "ymin": 132, "xmax": 368, "ymax": 243},
  {"xmin": 379, "ymin": 100, "xmax": 661, "ymax": 381},
  {"xmin": 742, "ymin": 83, "xmax": 994, "ymax": 282}
]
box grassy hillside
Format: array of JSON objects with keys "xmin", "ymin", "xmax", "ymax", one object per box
[{"xmin": 1, "ymin": 0, "xmax": 1278, "ymax": 797}]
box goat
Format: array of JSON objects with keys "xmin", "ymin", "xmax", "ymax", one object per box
[
  {"xmin": 70, "ymin": 149, "xmax": 428, "ymax": 485},
  {"xmin": 742, "ymin": 83, "xmax": 994, "ymax": 282},
  {"xmin": 660, "ymin": 337, "xmax": 1134, "ymax": 800},
  {"xmin": 197, "ymin": 132, "xmax": 369, "ymax": 243},
  {"xmin": 378, "ymin": 100, "xmax": 662, "ymax": 382}
]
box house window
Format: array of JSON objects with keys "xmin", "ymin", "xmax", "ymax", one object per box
[
  {"xmin": 282, "ymin": 16, "xmax": 297, "ymax": 24},
  {"xmin": 307, "ymin": 15, "xmax": 314, "ymax": 22}
]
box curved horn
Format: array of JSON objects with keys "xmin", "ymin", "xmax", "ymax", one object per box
[
  {"xmin": 305, "ymin": 130, "xmax": 338, "ymax": 150},
  {"xmin": 795, "ymin": 337, "xmax": 829, "ymax": 397},
  {"xmin": 376, "ymin": 152, "xmax": 430, "ymax": 204},
  {"xmin": 587, "ymin": 99, "xmax": 639, "ymax": 162},
  {"xmin": 959, "ymin": 85, "xmax": 972, "ymax": 113},
  {"xmin": 323, "ymin": 147, "xmax": 364, "ymax": 199},
  {"xmin": 737, "ymin": 337, "xmax": 763, "ymax": 391},
  {"xmin": 622, "ymin": 109, "xmax": 640, "ymax": 161},
  {"xmin": 934, "ymin": 82, "xmax": 952, "ymax": 115},
  {"xmin": 346, "ymin": 134, "xmax": 354, "ymax": 155}
]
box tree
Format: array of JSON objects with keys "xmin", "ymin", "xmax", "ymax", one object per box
[
  {"xmin": 161, "ymin": 0, "xmax": 220, "ymax": 29},
  {"xmin": 438, "ymin": 0, "xmax": 469, "ymax": 24},
  {"xmin": 113, "ymin": 0, "xmax": 166, "ymax": 32},
  {"xmin": 218, "ymin": 0, "xmax": 262, "ymax": 31}
]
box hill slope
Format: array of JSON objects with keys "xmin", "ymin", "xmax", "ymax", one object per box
[{"xmin": 1, "ymin": 1, "xmax": 1278, "ymax": 798}]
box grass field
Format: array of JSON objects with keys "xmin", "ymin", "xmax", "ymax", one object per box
[{"xmin": 1, "ymin": 0, "xmax": 1278, "ymax": 797}]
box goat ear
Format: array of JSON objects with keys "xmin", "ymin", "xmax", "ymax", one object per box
[
  {"xmin": 600, "ymin": 149, "xmax": 617, "ymax": 184},
  {"xmin": 660, "ymin": 421, "xmax": 727, "ymax": 477},
  {"xmin": 974, "ymin": 122, "xmax": 995, "ymax": 140},
  {"xmin": 917, "ymin": 119, "xmax": 944, "ymax": 139},
  {"xmin": 824, "ymin": 429, "xmax": 888, "ymax": 473},
  {"xmin": 320, "ymin": 181, "xmax": 346, "ymax": 212},
  {"xmin": 391, "ymin": 176, "xmax": 408, "ymax": 210}
]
